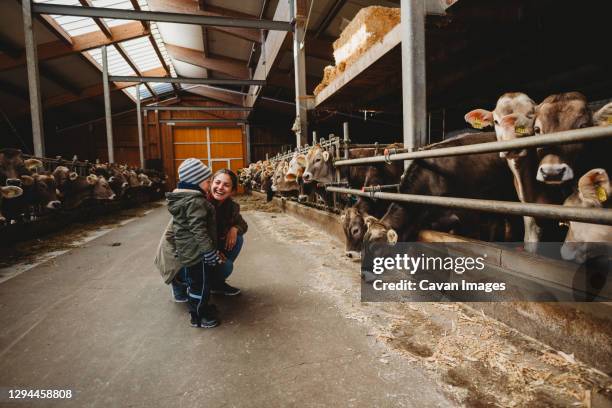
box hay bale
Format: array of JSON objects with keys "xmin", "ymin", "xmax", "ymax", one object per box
[
  {"xmin": 332, "ymin": 6, "xmax": 400, "ymax": 66},
  {"xmin": 314, "ymin": 6, "xmax": 399, "ymax": 96}
]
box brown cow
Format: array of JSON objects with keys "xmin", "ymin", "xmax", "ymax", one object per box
[
  {"xmin": 363, "ymin": 132, "xmax": 517, "ymax": 247},
  {"xmin": 560, "ymin": 168, "xmax": 611, "ymax": 263}
]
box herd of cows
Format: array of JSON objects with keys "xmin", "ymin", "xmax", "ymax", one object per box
[
  {"xmin": 0, "ymin": 148, "xmax": 166, "ymax": 226},
  {"xmin": 239, "ymin": 92, "xmax": 612, "ymax": 264}
]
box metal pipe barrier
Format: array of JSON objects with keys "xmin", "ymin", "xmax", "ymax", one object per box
[
  {"xmin": 333, "ymin": 126, "xmax": 612, "ymax": 166},
  {"xmin": 326, "ymin": 186, "xmax": 612, "ymax": 225}
]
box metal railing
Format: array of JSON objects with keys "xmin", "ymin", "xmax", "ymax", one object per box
[
  {"xmin": 326, "ymin": 125, "xmax": 612, "ymax": 225},
  {"xmin": 332, "ymin": 126, "xmax": 612, "ymax": 166}
]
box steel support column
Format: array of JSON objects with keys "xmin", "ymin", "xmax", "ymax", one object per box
[
  {"xmin": 245, "ymin": 123, "xmax": 252, "ymax": 164},
  {"xmin": 102, "ymin": 45, "xmax": 115, "ymax": 163},
  {"xmin": 400, "ymin": 0, "xmax": 427, "ymax": 169},
  {"xmin": 292, "ymin": 0, "xmax": 308, "ymax": 147},
  {"xmin": 136, "ymin": 84, "xmax": 144, "ymax": 167},
  {"xmin": 22, "ymin": 0, "xmax": 45, "ymax": 157}
]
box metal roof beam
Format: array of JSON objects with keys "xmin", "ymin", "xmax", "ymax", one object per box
[
  {"xmin": 109, "ymin": 76, "xmax": 264, "ymax": 86},
  {"xmin": 182, "ymin": 85, "xmax": 244, "ymax": 106},
  {"xmin": 149, "ymin": 0, "xmax": 262, "ymax": 43},
  {"xmin": 246, "ymin": 0, "xmax": 291, "ymax": 107},
  {"xmin": 160, "ymin": 118, "xmax": 247, "ymax": 123},
  {"xmin": 142, "ymin": 105, "xmax": 252, "ymax": 111},
  {"xmin": 32, "ymin": 4, "xmax": 293, "ymax": 31},
  {"xmin": 165, "ymin": 43, "xmax": 249, "ymax": 78},
  {"xmin": 0, "ymin": 21, "xmax": 149, "ymax": 72}
]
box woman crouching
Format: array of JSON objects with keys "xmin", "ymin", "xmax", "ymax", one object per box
[{"xmin": 207, "ymin": 169, "xmax": 247, "ymax": 295}]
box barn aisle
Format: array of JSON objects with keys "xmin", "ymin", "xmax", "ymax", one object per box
[{"xmin": 0, "ymin": 204, "xmax": 452, "ymax": 408}]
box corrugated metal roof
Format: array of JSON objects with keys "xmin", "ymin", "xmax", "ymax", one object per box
[{"xmin": 33, "ymin": 0, "xmax": 177, "ymax": 101}]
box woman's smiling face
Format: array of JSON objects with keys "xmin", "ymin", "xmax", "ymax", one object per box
[{"xmin": 211, "ymin": 173, "xmax": 233, "ymax": 201}]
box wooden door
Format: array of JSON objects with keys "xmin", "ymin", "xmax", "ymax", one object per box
[{"xmin": 172, "ymin": 127, "xmax": 245, "ymax": 186}]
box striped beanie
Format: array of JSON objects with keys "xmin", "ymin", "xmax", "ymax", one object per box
[{"xmin": 178, "ymin": 158, "xmax": 212, "ymax": 185}]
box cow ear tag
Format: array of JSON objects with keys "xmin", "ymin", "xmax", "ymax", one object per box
[
  {"xmin": 472, "ymin": 119, "xmax": 483, "ymax": 129},
  {"xmin": 515, "ymin": 126, "xmax": 528, "ymax": 135},
  {"xmin": 596, "ymin": 186, "xmax": 608, "ymax": 202}
]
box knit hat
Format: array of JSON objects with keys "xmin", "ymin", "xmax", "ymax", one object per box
[{"xmin": 178, "ymin": 158, "xmax": 212, "ymax": 185}]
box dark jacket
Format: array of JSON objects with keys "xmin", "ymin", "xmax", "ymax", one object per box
[
  {"xmin": 166, "ymin": 189, "xmax": 217, "ymax": 267},
  {"xmin": 211, "ymin": 198, "xmax": 248, "ymax": 243}
]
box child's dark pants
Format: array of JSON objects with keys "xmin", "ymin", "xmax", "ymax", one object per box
[{"xmin": 184, "ymin": 261, "xmax": 214, "ymax": 319}]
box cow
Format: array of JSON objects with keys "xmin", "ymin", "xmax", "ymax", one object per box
[
  {"xmin": 560, "ymin": 168, "xmax": 611, "ymax": 263},
  {"xmin": 341, "ymin": 151, "xmax": 404, "ymax": 258},
  {"xmin": 0, "ymin": 185, "xmax": 23, "ymax": 224},
  {"xmin": 362, "ymin": 132, "xmax": 519, "ymax": 248},
  {"xmin": 466, "ymin": 92, "xmax": 612, "ymax": 251},
  {"xmin": 271, "ymin": 160, "xmax": 299, "ymax": 195}
]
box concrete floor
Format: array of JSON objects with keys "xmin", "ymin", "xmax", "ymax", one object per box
[{"xmin": 0, "ymin": 206, "xmax": 453, "ymax": 408}]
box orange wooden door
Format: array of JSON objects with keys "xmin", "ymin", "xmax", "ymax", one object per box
[
  {"xmin": 172, "ymin": 127, "xmax": 208, "ymax": 180},
  {"xmin": 172, "ymin": 127, "xmax": 245, "ymax": 188}
]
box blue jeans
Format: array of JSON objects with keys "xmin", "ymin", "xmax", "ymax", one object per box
[{"xmin": 217, "ymin": 234, "xmax": 244, "ymax": 280}]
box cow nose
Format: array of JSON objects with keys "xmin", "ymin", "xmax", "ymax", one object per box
[
  {"xmin": 47, "ymin": 200, "xmax": 61, "ymax": 209},
  {"xmin": 351, "ymin": 227, "xmax": 361, "ymax": 237},
  {"xmin": 302, "ymin": 172, "xmax": 311, "ymax": 181}
]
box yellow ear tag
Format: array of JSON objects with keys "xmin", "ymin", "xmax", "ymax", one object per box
[
  {"xmin": 607, "ymin": 116, "xmax": 612, "ymax": 125},
  {"xmin": 515, "ymin": 126, "xmax": 528, "ymax": 135},
  {"xmin": 472, "ymin": 119, "xmax": 483, "ymax": 129},
  {"xmin": 596, "ymin": 186, "xmax": 608, "ymax": 202}
]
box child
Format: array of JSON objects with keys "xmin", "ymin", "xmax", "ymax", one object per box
[{"xmin": 166, "ymin": 158, "xmax": 221, "ymax": 328}]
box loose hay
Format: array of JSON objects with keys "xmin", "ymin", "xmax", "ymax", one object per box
[{"xmin": 246, "ymin": 199, "xmax": 612, "ymax": 407}]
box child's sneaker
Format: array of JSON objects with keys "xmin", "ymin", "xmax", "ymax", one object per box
[
  {"xmin": 211, "ymin": 282, "xmax": 241, "ymax": 296},
  {"xmin": 190, "ymin": 310, "xmax": 220, "ymax": 329}
]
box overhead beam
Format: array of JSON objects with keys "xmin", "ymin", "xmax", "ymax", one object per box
[
  {"xmin": 183, "ymin": 86, "xmax": 244, "ymax": 106},
  {"xmin": 165, "ymin": 43, "xmax": 249, "ymax": 78},
  {"xmin": 109, "ymin": 76, "xmax": 264, "ymax": 86},
  {"xmin": 128, "ymin": 0, "xmax": 149, "ymax": 30},
  {"xmin": 142, "ymin": 105, "xmax": 252, "ymax": 111},
  {"xmin": 149, "ymin": 0, "xmax": 262, "ymax": 43},
  {"xmin": 32, "ymin": 4, "xmax": 293, "ymax": 31},
  {"xmin": 37, "ymin": 66, "xmax": 167, "ymax": 112},
  {"xmin": 79, "ymin": 0, "xmax": 113, "ymax": 39},
  {"xmin": 0, "ymin": 21, "xmax": 149, "ymax": 72},
  {"xmin": 246, "ymin": 0, "xmax": 291, "ymax": 107},
  {"xmin": 160, "ymin": 118, "xmax": 247, "ymax": 124}
]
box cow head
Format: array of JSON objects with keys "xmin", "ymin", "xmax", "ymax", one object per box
[
  {"xmin": 0, "ymin": 148, "xmax": 29, "ymax": 186},
  {"xmin": 535, "ymin": 92, "xmax": 612, "ymax": 184},
  {"xmin": 465, "ymin": 92, "xmax": 537, "ymax": 159},
  {"xmin": 302, "ymin": 145, "xmax": 334, "ymax": 184},
  {"xmin": 341, "ymin": 207, "xmax": 368, "ymax": 258},
  {"xmin": 560, "ymin": 168, "xmax": 611, "ymax": 263},
  {"xmin": 32, "ymin": 174, "xmax": 61, "ymax": 210},
  {"xmin": 90, "ymin": 175, "xmax": 116, "ymax": 200},
  {"xmin": 285, "ymin": 153, "xmax": 307, "ymax": 182},
  {"xmin": 363, "ymin": 215, "xmax": 398, "ymax": 246}
]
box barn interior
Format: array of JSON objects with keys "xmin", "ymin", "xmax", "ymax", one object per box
[
  {"xmin": 2, "ymin": 0, "xmax": 611, "ymax": 171},
  {"xmin": 1, "ymin": 1, "xmax": 612, "ymax": 407}
]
